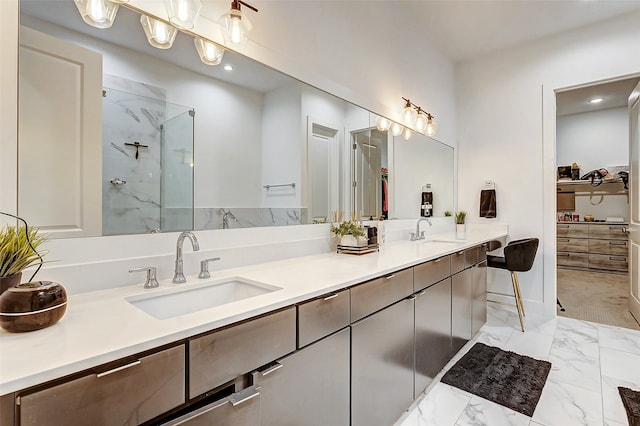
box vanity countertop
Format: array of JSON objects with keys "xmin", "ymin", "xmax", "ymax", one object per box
[{"xmin": 0, "ymin": 228, "xmax": 506, "ymax": 395}]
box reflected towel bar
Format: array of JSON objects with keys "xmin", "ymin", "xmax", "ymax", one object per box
[{"xmin": 263, "ymin": 183, "xmax": 296, "ymax": 190}]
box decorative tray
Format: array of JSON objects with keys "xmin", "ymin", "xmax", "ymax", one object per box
[{"xmin": 336, "ymin": 244, "xmax": 379, "ymax": 255}]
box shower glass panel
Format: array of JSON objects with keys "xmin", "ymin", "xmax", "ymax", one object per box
[
  {"xmin": 161, "ymin": 109, "xmax": 195, "ymax": 232},
  {"xmin": 102, "ymin": 86, "xmax": 194, "ymax": 235}
]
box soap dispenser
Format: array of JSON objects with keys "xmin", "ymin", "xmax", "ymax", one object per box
[{"xmin": 420, "ymin": 184, "xmax": 433, "ymax": 218}]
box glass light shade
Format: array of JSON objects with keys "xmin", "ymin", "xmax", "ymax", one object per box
[
  {"xmin": 402, "ymin": 127, "xmax": 413, "ymax": 141},
  {"xmin": 194, "ymin": 38, "xmax": 225, "ymax": 65},
  {"xmin": 390, "ymin": 122, "xmax": 404, "ymax": 137},
  {"xmin": 140, "ymin": 16, "xmax": 178, "ymax": 49},
  {"xmin": 425, "ymin": 116, "xmax": 438, "ymax": 137},
  {"xmin": 415, "ymin": 112, "xmax": 428, "ymax": 134},
  {"xmin": 220, "ymin": 8, "xmax": 252, "ymax": 50},
  {"xmin": 73, "ymin": 0, "xmax": 119, "ymax": 29},
  {"xmin": 375, "ymin": 116, "xmax": 391, "ymax": 131},
  {"xmin": 165, "ymin": 0, "xmax": 202, "ymax": 30},
  {"xmin": 401, "ymin": 104, "xmax": 417, "ymax": 127}
]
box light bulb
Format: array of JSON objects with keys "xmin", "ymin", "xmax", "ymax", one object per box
[
  {"xmin": 415, "ymin": 111, "xmax": 428, "ymax": 134},
  {"xmin": 376, "ymin": 116, "xmax": 391, "ymax": 131},
  {"xmin": 140, "ymin": 15, "xmax": 178, "ymax": 49},
  {"xmin": 230, "ymin": 17, "xmax": 242, "ymax": 44},
  {"xmin": 390, "ymin": 122, "xmax": 404, "ymax": 137},
  {"xmin": 74, "ymin": 0, "xmax": 119, "ymax": 28},
  {"xmin": 401, "ymin": 100, "xmax": 417, "ymax": 127},
  {"xmin": 425, "ymin": 114, "xmax": 438, "ymax": 137},
  {"xmin": 402, "ymin": 127, "xmax": 413, "ymax": 141},
  {"xmin": 220, "ymin": 6, "xmax": 252, "ymax": 50},
  {"xmin": 194, "ymin": 38, "xmax": 225, "ymax": 65},
  {"xmin": 166, "ymin": 0, "xmax": 202, "ymax": 30}
]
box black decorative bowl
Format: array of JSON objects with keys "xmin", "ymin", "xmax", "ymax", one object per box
[{"xmin": 0, "ymin": 281, "xmax": 67, "ymax": 333}]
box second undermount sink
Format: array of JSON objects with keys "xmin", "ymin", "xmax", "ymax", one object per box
[{"xmin": 126, "ymin": 277, "xmax": 281, "ymax": 320}]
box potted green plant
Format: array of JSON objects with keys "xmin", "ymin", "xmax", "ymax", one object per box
[
  {"xmin": 0, "ymin": 225, "xmax": 47, "ymax": 294},
  {"xmin": 443, "ymin": 211, "xmax": 452, "ymax": 217},
  {"xmin": 455, "ymin": 211, "xmax": 467, "ymax": 240},
  {"xmin": 330, "ymin": 220, "xmax": 368, "ymax": 247}
]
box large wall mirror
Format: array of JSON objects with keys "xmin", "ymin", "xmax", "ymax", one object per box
[{"xmin": 17, "ymin": 0, "xmax": 454, "ymax": 238}]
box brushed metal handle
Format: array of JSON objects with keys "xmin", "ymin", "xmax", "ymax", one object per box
[
  {"xmin": 434, "ymin": 258, "xmax": 442, "ymax": 263},
  {"xmin": 96, "ymin": 360, "xmax": 141, "ymax": 378},
  {"xmin": 610, "ymin": 256, "xmax": 627, "ymax": 261},
  {"xmin": 229, "ymin": 386, "xmax": 261, "ymax": 407},
  {"xmin": 558, "ymin": 225, "xmax": 570, "ymax": 228},
  {"xmin": 557, "ymin": 253, "xmax": 570, "ymax": 257},
  {"xmin": 457, "ymin": 251, "xmax": 464, "ymax": 255},
  {"xmin": 385, "ymin": 274, "xmax": 396, "ymax": 280},
  {"xmin": 558, "ymin": 238, "xmax": 570, "ymax": 242},
  {"xmin": 609, "ymin": 241, "xmax": 627, "ymax": 246},
  {"xmin": 261, "ymin": 362, "xmax": 283, "ymax": 376},
  {"xmin": 408, "ymin": 294, "xmax": 417, "ymax": 301},
  {"xmin": 323, "ymin": 293, "xmax": 339, "ymax": 301}
]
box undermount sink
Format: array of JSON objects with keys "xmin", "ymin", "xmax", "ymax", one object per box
[{"xmin": 126, "ymin": 277, "xmax": 281, "ymax": 320}]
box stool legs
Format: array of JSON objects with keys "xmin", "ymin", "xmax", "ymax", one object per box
[{"xmin": 510, "ymin": 271, "xmax": 525, "ymax": 332}]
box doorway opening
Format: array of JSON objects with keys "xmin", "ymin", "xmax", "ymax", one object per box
[{"xmin": 554, "ymin": 76, "xmax": 640, "ymax": 330}]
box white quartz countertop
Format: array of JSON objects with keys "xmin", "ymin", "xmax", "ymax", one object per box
[{"xmin": 0, "ymin": 228, "xmax": 506, "ymax": 395}]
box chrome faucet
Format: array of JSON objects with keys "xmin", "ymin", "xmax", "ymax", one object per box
[
  {"xmin": 173, "ymin": 231, "xmax": 200, "ymax": 283},
  {"xmin": 410, "ymin": 218, "xmax": 432, "ymax": 241},
  {"xmin": 222, "ymin": 209, "xmax": 238, "ymax": 229}
]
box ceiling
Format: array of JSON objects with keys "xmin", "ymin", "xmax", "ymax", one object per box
[
  {"xmin": 403, "ymin": 0, "xmax": 640, "ymax": 65},
  {"xmin": 556, "ymin": 78, "xmax": 640, "ymax": 116}
]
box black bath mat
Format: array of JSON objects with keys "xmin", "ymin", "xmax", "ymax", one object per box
[
  {"xmin": 619, "ymin": 387, "xmax": 640, "ymax": 426},
  {"xmin": 440, "ymin": 343, "xmax": 551, "ymax": 417}
]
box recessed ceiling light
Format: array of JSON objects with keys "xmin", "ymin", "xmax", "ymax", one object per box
[
  {"xmin": 588, "ymin": 97, "xmax": 604, "ymax": 104},
  {"xmin": 223, "ymin": 64, "xmax": 233, "ymax": 71}
]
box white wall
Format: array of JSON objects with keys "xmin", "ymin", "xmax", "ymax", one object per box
[{"xmin": 457, "ymin": 11, "xmax": 640, "ymax": 316}]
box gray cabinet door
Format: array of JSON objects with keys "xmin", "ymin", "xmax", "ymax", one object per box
[
  {"xmin": 414, "ymin": 278, "xmax": 452, "ymax": 397},
  {"xmin": 257, "ymin": 328, "xmax": 350, "ymax": 426},
  {"xmin": 472, "ymin": 260, "xmax": 488, "ymax": 337},
  {"xmin": 351, "ymin": 298, "xmax": 414, "ymax": 426},
  {"xmin": 451, "ymin": 268, "xmax": 473, "ymax": 355}
]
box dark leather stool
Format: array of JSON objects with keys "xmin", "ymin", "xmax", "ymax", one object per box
[{"xmin": 487, "ymin": 238, "xmax": 539, "ymax": 332}]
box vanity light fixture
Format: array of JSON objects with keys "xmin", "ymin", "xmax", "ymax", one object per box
[
  {"xmin": 220, "ymin": 0, "xmax": 259, "ymax": 50},
  {"xmin": 140, "ymin": 15, "xmax": 178, "ymax": 49},
  {"xmin": 424, "ymin": 113, "xmax": 438, "ymax": 137},
  {"xmin": 375, "ymin": 116, "xmax": 391, "ymax": 131},
  {"xmin": 109, "ymin": 0, "xmax": 129, "ymax": 3},
  {"xmin": 165, "ymin": 0, "xmax": 202, "ymax": 30},
  {"xmin": 414, "ymin": 107, "xmax": 428, "ymax": 134},
  {"xmin": 194, "ymin": 38, "xmax": 225, "ymax": 65},
  {"xmin": 402, "ymin": 127, "xmax": 414, "ymax": 141},
  {"xmin": 73, "ymin": 0, "xmax": 119, "ymax": 29},
  {"xmin": 390, "ymin": 122, "xmax": 404, "ymax": 137},
  {"xmin": 401, "ymin": 98, "xmax": 417, "ymax": 127},
  {"xmin": 588, "ymin": 97, "xmax": 604, "ymax": 104}
]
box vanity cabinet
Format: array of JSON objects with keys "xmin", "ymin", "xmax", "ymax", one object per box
[
  {"xmin": 350, "ymin": 267, "xmax": 413, "ymax": 322},
  {"xmin": 472, "ymin": 259, "xmax": 488, "ymax": 337},
  {"xmin": 17, "ymin": 345, "xmax": 185, "ymax": 426},
  {"xmin": 188, "ymin": 307, "xmax": 296, "ymax": 398},
  {"xmin": 557, "ymin": 223, "xmax": 628, "ymax": 272},
  {"xmin": 451, "ymin": 267, "xmax": 474, "ymax": 354},
  {"xmin": 254, "ymin": 328, "xmax": 350, "ymax": 426},
  {"xmin": 297, "ymin": 288, "xmax": 350, "ymax": 348}
]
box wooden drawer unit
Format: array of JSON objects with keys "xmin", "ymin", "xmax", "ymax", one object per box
[
  {"xmin": 557, "ymin": 237, "xmax": 589, "ymax": 253},
  {"xmin": 18, "ymin": 345, "xmax": 186, "ymax": 426},
  {"xmin": 557, "ymin": 223, "xmax": 588, "ymax": 238},
  {"xmin": 413, "ymin": 255, "xmax": 450, "ymax": 291},
  {"xmin": 589, "ymin": 224, "xmax": 628, "ymax": 240},
  {"xmin": 557, "ymin": 252, "xmax": 589, "ymax": 269},
  {"xmin": 297, "ymin": 288, "xmax": 350, "ymax": 348},
  {"xmin": 350, "ymin": 267, "xmax": 413, "ymax": 322},
  {"xmin": 589, "ymin": 239, "xmax": 629, "ymax": 255},
  {"xmin": 189, "ymin": 307, "xmax": 296, "ymax": 398},
  {"xmin": 589, "ymin": 254, "xmax": 628, "ymax": 272}
]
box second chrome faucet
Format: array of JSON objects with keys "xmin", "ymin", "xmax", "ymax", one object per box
[{"xmin": 173, "ymin": 231, "xmax": 200, "ymax": 283}]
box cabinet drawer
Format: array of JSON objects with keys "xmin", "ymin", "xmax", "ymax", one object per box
[
  {"xmin": 589, "ymin": 254, "xmax": 628, "ymax": 272},
  {"xmin": 350, "ymin": 267, "xmax": 413, "ymax": 322},
  {"xmin": 557, "ymin": 252, "xmax": 588, "ymax": 268},
  {"xmin": 413, "ymin": 255, "xmax": 450, "ymax": 291},
  {"xmin": 589, "ymin": 224, "xmax": 628, "ymax": 240},
  {"xmin": 189, "ymin": 307, "xmax": 296, "ymax": 398},
  {"xmin": 19, "ymin": 345, "xmax": 185, "ymax": 426},
  {"xmin": 477, "ymin": 242, "xmax": 489, "ymax": 263},
  {"xmin": 589, "ymin": 239, "xmax": 629, "ymax": 255},
  {"xmin": 298, "ymin": 289, "xmax": 350, "ymax": 348},
  {"xmin": 451, "ymin": 250, "xmax": 465, "ymax": 274},
  {"xmin": 465, "ymin": 246, "xmax": 478, "ymax": 268},
  {"xmin": 557, "ymin": 223, "xmax": 588, "ymax": 238},
  {"xmin": 557, "ymin": 238, "xmax": 589, "ymax": 253}
]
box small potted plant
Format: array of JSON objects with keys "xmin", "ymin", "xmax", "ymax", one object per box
[
  {"xmin": 330, "ymin": 220, "xmax": 368, "ymax": 247},
  {"xmin": 455, "ymin": 211, "xmax": 467, "ymax": 240},
  {"xmin": 0, "ymin": 225, "xmax": 47, "ymax": 294},
  {"xmin": 443, "ymin": 211, "xmax": 452, "ymax": 217}
]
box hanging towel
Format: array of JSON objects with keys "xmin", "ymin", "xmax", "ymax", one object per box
[
  {"xmin": 381, "ymin": 179, "xmax": 388, "ymax": 219},
  {"xmin": 479, "ymin": 189, "xmax": 497, "ymax": 218}
]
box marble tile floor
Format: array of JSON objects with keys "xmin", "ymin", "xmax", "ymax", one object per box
[{"xmin": 396, "ymin": 302, "xmax": 640, "ymax": 426}]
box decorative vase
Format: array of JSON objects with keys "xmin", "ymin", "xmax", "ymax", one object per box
[
  {"xmin": 0, "ymin": 272, "xmax": 22, "ymax": 295},
  {"xmin": 340, "ymin": 234, "xmax": 367, "ymax": 247},
  {"xmin": 0, "ymin": 281, "xmax": 68, "ymax": 332},
  {"xmin": 456, "ymin": 224, "xmax": 466, "ymax": 240}
]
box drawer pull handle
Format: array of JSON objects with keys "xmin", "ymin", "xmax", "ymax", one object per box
[
  {"xmin": 323, "ymin": 293, "xmax": 339, "ymax": 301},
  {"xmin": 96, "ymin": 360, "xmax": 141, "ymax": 378},
  {"xmin": 609, "ymin": 241, "xmax": 627, "ymax": 246},
  {"xmin": 557, "ymin": 253, "xmax": 570, "ymax": 257},
  {"xmin": 229, "ymin": 386, "xmax": 261, "ymax": 407},
  {"xmin": 408, "ymin": 294, "xmax": 417, "ymax": 301},
  {"xmin": 261, "ymin": 362, "xmax": 283, "ymax": 376},
  {"xmin": 558, "ymin": 238, "xmax": 570, "ymax": 242},
  {"xmin": 457, "ymin": 251, "xmax": 464, "ymax": 255},
  {"xmin": 385, "ymin": 274, "xmax": 396, "ymax": 280},
  {"xmin": 610, "ymin": 256, "xmax": 627, "ymax": 261},
  {"xmin": 434, "ymin": 258, "xmax": 441, "ymax": 263},
  {"xmin": 418, "ymin": 290, "xmax": 427, "ymax": 297},
  {"xmin": 559, "ymin": 225, "xmax": 570, "ymax": 228}
]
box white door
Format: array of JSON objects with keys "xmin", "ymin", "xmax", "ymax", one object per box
[
  {"xmin": 629, "ymin": 81, "xmax": 640, "ymax": 322},
  {"xmin": 18, "ymin": 26, "xmax": 102, "ymax": 237},
  {"xmin": 307, "ymin": 120, "xmax": 339, "ymax": 223}
]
